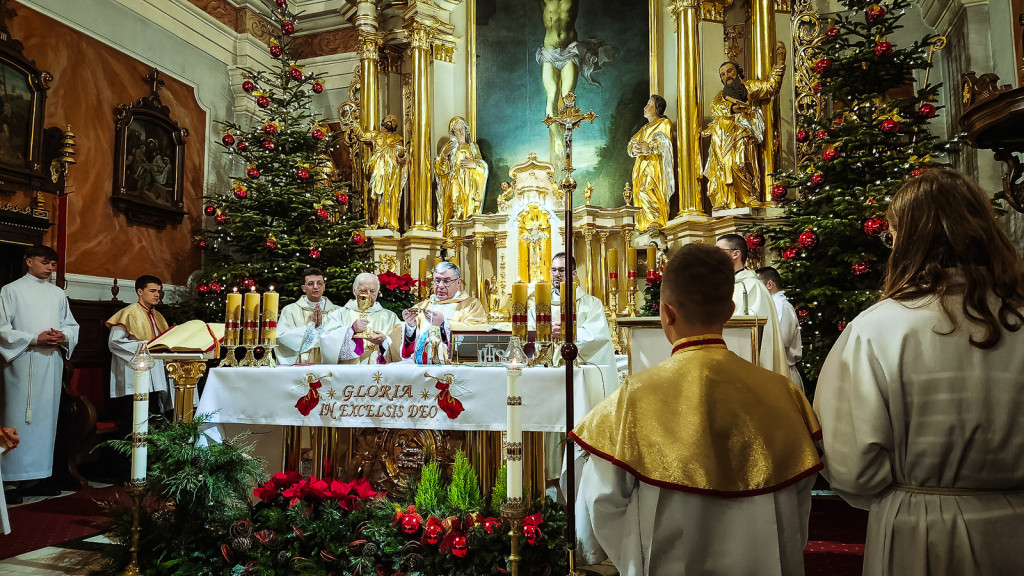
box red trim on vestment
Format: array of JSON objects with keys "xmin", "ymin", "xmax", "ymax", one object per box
[{"xmin": 671, "ymin": 337, "xmax": 726, "ymax": 355}]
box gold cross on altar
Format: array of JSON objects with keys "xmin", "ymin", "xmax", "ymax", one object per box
[{"xmin": 542, "ymin": 92, "xmax": 597, "ymax": 178}]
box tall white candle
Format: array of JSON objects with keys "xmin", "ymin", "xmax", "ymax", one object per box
[
  {"xmin": 506, "ymin": 360, "xmax": 523, "ymax": 500},
  {"xmin": 131, "ymin": 365, "xmax": 151, "ymax": 482}
]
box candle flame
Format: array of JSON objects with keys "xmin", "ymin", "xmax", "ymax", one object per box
[
  {"xmin": 269, "ymin": 285, "xmax": 275, "ymax": 291},
  {"xmin": 232, "ymin": 287, "xmax": 238, "ymax": 293}
]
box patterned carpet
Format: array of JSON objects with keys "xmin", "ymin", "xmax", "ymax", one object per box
[{"xmin": 0, "ymin": 485, "xmax": 123, "ymax": 560}]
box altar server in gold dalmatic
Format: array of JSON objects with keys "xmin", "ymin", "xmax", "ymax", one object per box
[
  {"xmin": 435, "ymin": 116, "xmax": 487, "ymax": 234},
  {"xmin": 276, "ymin": 267, "xmax": 339, "ymax": 365},
  {"xmin": 571, "ymin": 243, "xmax": 821, "ymax": 576},
  {"xmin": 106, "ymin": 275, "xmax": 171, "ymax": 411},
  {"xmin": 320, "ymin": 272, "xmax": 399, "ymax": 364},
  {"xmin": 627, "ymin": 95, "xmax": 674, "ymax": 231},
  {"xmin": 387, "ymin": 261, "xmax": 487, "ymax": 363}
]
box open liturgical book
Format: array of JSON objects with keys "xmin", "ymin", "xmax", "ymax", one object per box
[{"xmin": 148, "ymin": 320, "xmax": 225, "ymax": 354}]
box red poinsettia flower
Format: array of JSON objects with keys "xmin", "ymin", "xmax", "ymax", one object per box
[
  {"xmin": 379, "ymin": 271, "xmax": 401, "ymax": 290},
  {"xmin": 281, "ymin": 477, "xmax": 308, "ymax": 499},
  {"xmin": 305, "ymin": 476, "xmax": 330, "ymax": 499},
  {"xmin": 271, "ymin": 470, "xmax": 302, "ymax": 487},
  {"xmin": 253, "ymin": 480, "xmax": 278, "ymax": 502},
  {"xmin": 351, "ymin": 477, "xmax": 381, "ymax": 500}
]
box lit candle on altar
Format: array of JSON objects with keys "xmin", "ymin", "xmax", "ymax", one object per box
[
  {"xmin": 225, "ymin": 289, "xmax": 242, "ymax": 346},
  {"xmin": 261, "ymin": 287, "xmax": 279, "ymax": 344},
  {"xmin": 243, "ymin": 287, "xmax": 260, "ymax": 345},
  {"xmin": 647, "ymin": 246, "xmax": 657, "ymax": 277},
  {"xmin": 511, "ymin": 282, "xmax": 528, "ymax": 339},
  {"xmin": 506, "ymin": 356, "xmax": 523, "ymax": 501},
  {"xmin": 627, "ymin": 248, "xmax": 639, "ymax": 290},
  {"xmin": 129, "ymin": 344, "xmax": 153, "ymax": 483},
  {"xmin": 535, "ymin": 281, "xmax": 551, "ymax": 342}
]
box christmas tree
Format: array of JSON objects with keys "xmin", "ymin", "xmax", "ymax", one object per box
[
  {"xmin": 751, "ymin": 0, "xmax": 955, "ymax": 392},
  {"xmin": 188, "ymin": 0, "xmax": 371, "ymax": 320}
]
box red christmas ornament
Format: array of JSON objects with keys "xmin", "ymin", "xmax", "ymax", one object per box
[
  {"xmin": 797, "ymin": 309, "xmax": 809, "ymax": 323},
  {"xmin": 770, "ymin": 184, "xmax": 788, "ymax": 201},
  {"xmin": 425, "ymin": 524, "xmax": 443, "ymax": 545},
  {"xmin": 264, "ymin": 123, "xmax": 278, "ymax": 136},
  {"xmin": 282, "ymin": 21, "xmax": 295, "ymax": 34},
  {"xmin": 240, "ymin": 277, "xmax": 256, "ymax": 290},
  {"xmin": 523, "ymin": 524, "xmax": 543, "ymax": 546},
  {"xmin": 262, "ymin": 140, "xmax": 275, "ymax": 151},
  {"xmin": 798, "ymin": 229, "xmax": 819, "ymax": 249},
  {"xmin": 837, "ymin": 320, "xmax": 848, "ymax": 331},
  {"xmin": 233, "ymin": 187, "xmax": 248, "ymax": 200},
  {"xmin": 312, "ymin": 128, "xmax": 326, "ymax": 140},
  {"xmin": 246, "ymin": 167, "xmax": 261, "ymax": 179},
  {"xmin": 795, "ymin": 129, "xmax": 810, "ymax": 143},
  {"xmin": 866, "ymin": 197, "xmax": 878, "ymax": 204},
  {"xmin": 816, "ymin": 129, "xmax": 829, "ymax": 140},
  {"xmin": 880, "ymin": 118, "xmax": 899, "ymax": 134},
  {"xmin": 863, "ymin": 217, "xmax": 889, "ymax": 236},
  {"xmin": 236, "ymin": 140, "xmax": 247, "ymax": 151},
  {"xmin": 215, "ymin": 214, "xmax": 228, "ymax": 225},
  {"xmin": 352, "ymin": 233, "xmax": 365, "ymax": 245},
  {"xmin": 242, "ymin": 80, "xmax": 255, "ymax": 93},
  {"xmin": 815, "ymin": 58, "xmax": 832, "ymax": 73},
  {"xmin": 874, "ymin": 41, "xmax": 893, "ymax": 56},
  {"xmin": 198, "ymin": 239, "xmax": 209, "ymax": 250},
  {"xmin": 312, "ymin": 81, "xmax": 324, "ymax": 94},
  {"xmin": 866, "ymin": 4, "xmax": 886, "ymax": 21},
  {"xmin": 826, "ymin": 27, "xmax": 840, "ymax": 38},
  {"xmin": 746, "ymin": 234, "xmax": 766, "ymax": 250},
  {"xmin": 918, "ymin": 103, "xmax": 937, "ymax": 118},
  {"xmin": 315, "ymin": 207, "xmax": 329, "ymax": 220},
  {"xmin": 264, "ymin": 238, "xmax": 277, "ymax": 250},
  {"xmin": 197, "ymin": 283, "xmax": 210, "ymax": 295},
  {"xmin": 812, "ymin": 81, "xmax": 823, "ymax": 94},
  {"xmin": 451, "ymin": 535, "xmax": 469, "ymax": 558},
  {"xmin": 809, "ymin": 173, "xmax": 825, "ymax": 187},
  {"xmin": 851, "ymin": 261, "xmax": 872, "ymax": 276},
  {"xmin": 221, "ymin": 134, "xmax": 235, "ymax": 147},
  {"xmin": 823, "ymin": 147, "xmax": 839, "ymax": 161},
  {"xmin": 204, "ymin": 205, "xmax": 217, "ymax": 216},
  {"xmin": 256, "ymin": 95, "xmax": 270, "ymax": 108},
  {"xmin": 309, "ymin": 248, "xmax": 321, "ymax": 259},
  {"xmin": 335, "ymin": 193, "xmax": 349, "ymax": 205},
  {"xmin": 401, "ymin": 515, "xmax": 421, "ymax": 534},
  {"xmin": 297, "ymin": 168, "xmax": 311, "ymax": 180},
  {"xmin": 911, "ymin": 167, "xmax": 928, "ymax": 177},
  {"xmin": 289, "ymin": 68, "xmax": 303, "ymax": 81},
  {"xmin": 781, "ymin": 247, "xmax": 799, "ymax": 260},
  {"xmin": 269, "ymin": 45, "xmax": 283, "ymax": 58},
  {"xmin": 275, "ymin": 0, "xmax": 287, "ymax": 8},
  {"xmin": 483, "ymin": 518, "xmax": 502, "ymax": 534},
  {"xmin": 210, "ymin": 281, "xmax": 222, "ymax": 293}
]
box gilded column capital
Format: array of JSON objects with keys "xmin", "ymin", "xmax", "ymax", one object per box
[
  {"xmin": 473, "ymin": 232, "xmax": 486, "ymax": 248},
  {"xmin": 775, "ymin": 0, "xmax": 793, "ymax": 12},
  {"xmin": 409, "ymin": 23, "xmax": 434, "ymax": 51},
  {"xmin": 670, "ymin": 0, "xmax": 702, "ymax": 16},
  {"xmin": 581, "ymin": 226, "xmax": 595, "ymax": 240},
  {"xmin": 495, "ymin": 233, "xmax": 508, "ymax": 249},
  {"xmin": 359, "ymin": 32, "xmax": 382, "ymax": 61},
  {"xmin": 701, "ymin": 1, "xmax": 729, "ymax": 23}
]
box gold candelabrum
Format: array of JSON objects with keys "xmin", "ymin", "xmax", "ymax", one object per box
[
  {"xmin": 256, "ymin": 311, "xmax": 278, "ymax": 368},
  {"xmin": 531, "ymin": 297, "xmax": 556, "ymax": 367},
  {"xmin": 501, "ymin": 497, "xmax": 529, "ymax": 576}
]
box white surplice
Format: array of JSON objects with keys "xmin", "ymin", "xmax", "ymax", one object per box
[
  {"xmin": 577, "ymin": 456, "xmax": 814, "ymax": 576},
  {"xmin": 319, "ymin": 300, "xmax": 399, "ymax": 364},
  {"xmin": 0, "ymin": 274, "xmax": 79, "ymax": 481},
  {"xmin": 275, "ymin": 296, "xmax": 339, "ymax": 365},
  {"xmin": 771, "ymin": 290, "xmax": 803, "ymax": 392},
  {"xmin": 814, "ymin": 296, "xmax": 1024, "ymax": 576},
  {"xmin": 733, "ymin": 269, "xmax": 788, "ymax": 377},
  {"xmin": 108, "ymin": 326, "xmax": 170, "ymax": 405}
]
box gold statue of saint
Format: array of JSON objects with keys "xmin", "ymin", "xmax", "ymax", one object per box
[
  {"xmin": 627, "ymin": 95, "xmax": 674, "ymax": 231},
  {"xmin": 434, "ymin": 116, "xmax": 488, "ymax": 235},
  {"xmin": 363, "ymin": 114, "xmax": 408, "ymax": 230},
  {"xmin": 702, "ymin": 42, "xmax": 787, "ymax": 210},
  {"xmin": 353, "ymin": 293, "xmax": 376, "ymax": 341}
]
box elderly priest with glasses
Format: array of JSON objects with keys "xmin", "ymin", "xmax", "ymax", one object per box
[
  {"xmin": 386, "ymin": 261, "xmax": 487, "ymax": 363},
  {"xmin": 320, "ymin": 272, "xmax": 399, "ymax": 364}
]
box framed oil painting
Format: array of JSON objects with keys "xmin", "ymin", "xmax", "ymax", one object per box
[
  {"xmin": 0, "ymin": 28, "xmax": 52, "ymax": 191},
  {"xmin": 475, "ymin": 0, "xmax": 651, "ymax": 211},
  {"xmin": 112, "ymin": 70, "xmax": 188, "ymax": 228}
]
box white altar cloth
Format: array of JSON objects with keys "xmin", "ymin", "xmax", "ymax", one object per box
[{"xmin": 197, "ymin": 365, "xmax": 603, "ymax": 432}]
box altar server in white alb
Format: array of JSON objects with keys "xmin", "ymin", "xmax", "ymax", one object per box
[
  {"xmin": 320, "ymin": 272, "xmax": 399, "ymax": 364},
  {"xmin": 0, "ymin": 245, "xmax": 79, "ymax": 494},
  {"xmin": 106, "ymin": 275, "xmax": 171, "ymax": 412},
  {"xmin": 756, "ymin": 266, "xmax": 803, "ymax": 392},
  {"xmin": 571, "ymin": 243, "xmax": 821, "ymax": 576},
  {"xmin": 815, "ymin": 169, "xmax": 1024, "ymax": 576},
  {"xmin": 716, "ymin": 233, "xmax": 789, "ymax": 377},
  {"xmin": 276, "ymin": 267, "xmax": 339, "ymax": 365}
]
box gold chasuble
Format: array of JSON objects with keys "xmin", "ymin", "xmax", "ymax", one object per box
[
  {"xmin": 570, "ymin": 335, "xmax": 821, "ymax": 496},
  {"xmin": 106, "ymin": 302, "xmax": 169, "ymax": 341}
]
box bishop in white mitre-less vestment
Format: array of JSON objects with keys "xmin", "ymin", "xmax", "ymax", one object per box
[
  {"xmin": 0, "ymin": 274, "xmax": 79, "ymax": 481},
  {"xmin": 733, "ymin": 268, "xmax": 789, "ymax": 377},
  {"xmin": 276, "ymin": 296, "xmax": 339, "ymax": 365},
  {"xmin": 815, "ymin": 297, "xmax": 1024, "ymax": 576}
]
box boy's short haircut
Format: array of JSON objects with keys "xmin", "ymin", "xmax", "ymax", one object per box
[
  {"xmin": 755, "ymin": 266, "xmax": 783, "ymax": 287},
  {"xmin": 716, "ymin": 233, "xmax": 748, "ymax": 264},
  {"xmin": 24, "ymin": 245, "xmax": 58, "ymax": 261},
  {"xmin": 135, "ymin": 275, "xmax": 163, "ymax": 292},
  {"xmin": 661, "ymin": 243, "xmax": 734, "ymax": 325},
  {"xmin": 302, "ymin": 267, "xmax": 325, "ymax": 281}
]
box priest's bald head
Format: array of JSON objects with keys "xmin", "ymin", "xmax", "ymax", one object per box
[{"xmin": 660, "ymin": 243, "xmax": 735, "ymax": 342}]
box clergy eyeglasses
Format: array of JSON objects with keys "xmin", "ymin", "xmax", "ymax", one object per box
[{"xmin": 432, "ymin": 277, "xmax": 459, "ymax": 287}]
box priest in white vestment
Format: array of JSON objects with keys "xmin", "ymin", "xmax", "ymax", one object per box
[
  {"xmin": 106, "ymin": 275, "xmax": 171, "ymax": 411},
  {"xmin": 320, "ymin": 272, "xmax": 399, "ymax": 364},
  {"xmin": 0, "ymin": 246, "xmax": 80, "ymax": 493},
  {"xmin": 756, "ymin": 266, "xmax": 804, "ymax": 392},
  {"xmin": 528, "ymin": 252, "xmax": 618, "ymax": 481},
  {"xmin": 386, "ymin": 261, "xmax": 487, "ymax": 363},
  {"xmin": 717, "ymin": 234, "xmax": 789, "ymax": 377},
  {"xmin": 572, "ymin": 244, "xmax": 820, "ymax": 576},
  {"xmin": 275, "ymin": 267, "xmax": 339, "ymax": 365},
  {"xmin": 814, "ymin": 169, "xmax": 1024, "ymax": 576}
]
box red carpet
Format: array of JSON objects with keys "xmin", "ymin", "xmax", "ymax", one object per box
[
  {"xmin": 804, "ymin": 496, "xmax": 869, "ymax": 575},
  {"xmin": 0, "ymin": 484, "xmax": 123, "ymax": 560}
]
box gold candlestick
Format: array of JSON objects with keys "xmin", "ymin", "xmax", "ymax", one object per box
[{"xmin": 501, "ymin": 497, "xmax": 529, "ymax": 576}]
